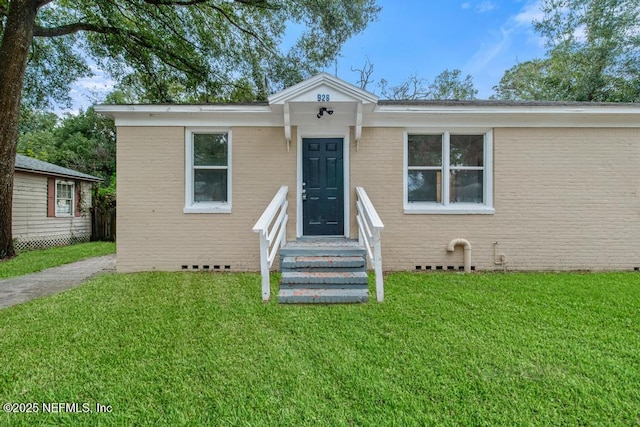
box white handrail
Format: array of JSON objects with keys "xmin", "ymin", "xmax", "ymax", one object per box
[
  {"xmin": 252, "ymin": 186, "xmax": 288, "ymax": 301},
  {"xmin": 355, "ymin": 187, "xmax": 384, "ymax": 302}
]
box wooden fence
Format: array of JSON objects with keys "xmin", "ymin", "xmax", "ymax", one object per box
[{"xmin": 91, "ymin": 206, "xmax": 116, "ymax": 241}]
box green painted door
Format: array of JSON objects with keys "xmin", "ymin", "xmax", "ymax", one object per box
[{"xmin": 303, "ymin": 138, "xmax": 344, "ymax": 236}]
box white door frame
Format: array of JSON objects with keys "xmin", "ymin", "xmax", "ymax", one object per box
[{"xmin": 296, "ymin": 127, "xmax": 350, "ymax": 238}]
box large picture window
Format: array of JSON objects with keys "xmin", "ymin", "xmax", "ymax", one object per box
[
  {"xmin": 405, "ymin": 130, "xmax": 493, "ymax": 214},
  {"xmin": 184, "ymin": 129, "xmax": 231, "ymax": 213}
]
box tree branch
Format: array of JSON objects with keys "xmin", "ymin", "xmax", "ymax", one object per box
[
  {"xmin": 141, "ymin": 0, "xmax": 208, "ymax": 5},
  {"xmin": 33, "ymin": 20, "xmax": 202, "ymax": 77},
  {"xmin": 36, "ymin": 0, "xmax": 56, "ymax": 9},
  {"xmin": 209, "ymin": 4, "xmax": 274, "ymax": 52},
  {"xmin": 233, "ymin": 0, "xmax": 277, "ymax": 10},
  {"xmin": 33, "ymin": 22, "xmax": 119, "ymax": 37}
]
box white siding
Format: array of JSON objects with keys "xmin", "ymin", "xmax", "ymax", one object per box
[{"xmin": 12, "ymin": 172, "xmax": 93, "ymax": 249}]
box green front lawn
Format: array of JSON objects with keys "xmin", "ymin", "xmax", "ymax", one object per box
[
  {"xmin": 0, "ymin": 242, "xmax": 115, "ymax": 279},
  {"xmin": 0, "ymin": 272, "xmax": 638, "ymax": 425}
]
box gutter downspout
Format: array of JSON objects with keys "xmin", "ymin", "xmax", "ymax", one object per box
[{"xmin": 447, "ymin": 238, "xmax": 472, "ymax": 273}]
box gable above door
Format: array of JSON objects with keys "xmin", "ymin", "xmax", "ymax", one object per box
[
  {"xmin": 268, "ymin": 73, "xmax": 379, "ymax": 145},
  {"xmin": 268, "ymin": 72, "xmax": 379, "ymax": 105}
]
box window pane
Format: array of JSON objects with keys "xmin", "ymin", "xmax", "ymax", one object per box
[
  {"xmin": 57, "ymin": 183, "xmax": 72, "ymax": 199},
  {"xmin": 450, "ymin": 170, "xmax": 483, "ymax": 203},
  {"xmin": 56, "ymin": 199, "xmax": 72, "ymax": 215},
  {"xmin": 408, "ymin": 170, "xmax": 441, "ymax": 202},
  {"xmin": 408, "ymin": 135, "xmax": 442, "ymax": 166},
  {"xmin": 194, "ymin": 133, "xmax": 227, "ymax": 166},
  {"xmin": 450, "ymin": 135, "xmax": 484, "ymax": 167},
  {"xmin": 194, "ymin": 169, "xmax": 227, "ymax": 202}
]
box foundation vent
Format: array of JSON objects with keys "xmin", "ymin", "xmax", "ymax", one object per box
[
  {"xmin": 415, "ymin": 265, "xmax": 476, "ymax": 272},
  {"xmin": 180, "ymin": 264, "xmax": 232, "ymax": 271}
]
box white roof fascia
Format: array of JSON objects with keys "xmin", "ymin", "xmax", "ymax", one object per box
[
  {"xmin": 94, "ymin": 104, "xmax": 272, "ymax": 115},
  {"xmin": 374, "ymin": 104, "xmax": 640, "ymax": 115},
  {"xmin": 94, "ymin": 104, "xmax": 280, "ymax": 127},
  {"xmin": 368, "ymin": 105, "xmax": 640, "ymax": 128}
]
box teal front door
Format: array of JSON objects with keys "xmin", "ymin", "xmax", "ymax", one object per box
[{"xmin": 302, "ymin": 138, "xmax": 344, "ymax": 236}]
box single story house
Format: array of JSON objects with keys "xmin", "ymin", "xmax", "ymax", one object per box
[
  {"xmin": 13, "ymin": 154, "xmax": 102, "ymax": 251},
  {"xmin": 96, "ymin": 73, "xmax": 640, "ymax": 274}
]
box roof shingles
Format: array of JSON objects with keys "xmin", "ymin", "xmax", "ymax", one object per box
[{"xmin": 14, "ymin": 154, "xmax": 102, "ymax": 182}]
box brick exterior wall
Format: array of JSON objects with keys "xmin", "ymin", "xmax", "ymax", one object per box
[
  {"xmin": 351, "ymin": 127, "xmax": 640, "ymax": 271},
  {"xmin": 116, "ymin": 126, "xmax": 297, "ymax": 272},
  {"xmin": 117, "ymin": 125, "xmax": 640, "ymax": 272}
]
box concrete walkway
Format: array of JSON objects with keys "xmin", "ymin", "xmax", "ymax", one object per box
[{"xmin": 0, "ymin": 254, "xmax": 116, "ymax": 310}]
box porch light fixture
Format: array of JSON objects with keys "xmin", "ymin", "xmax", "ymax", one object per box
[{"xmin": 317, "ymin": 107, "xmax": 333, "ymax": 118}]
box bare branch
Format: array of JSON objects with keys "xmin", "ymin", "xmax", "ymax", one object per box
[{"xmin": 351, "ymin": 57, "xmax": 374, "ymax": 90}]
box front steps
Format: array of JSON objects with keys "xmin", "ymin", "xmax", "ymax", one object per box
[{"xmin": 278, "ymin": 239, "xmax": 368, "ymax": 304}]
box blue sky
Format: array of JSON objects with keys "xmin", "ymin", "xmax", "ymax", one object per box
[
  {"xmin": 67, "ymin": 0, "xmax": 546, "ymax": 112},
  {"xmin": 327, "ymin": 0, "xmax": 546, "ymax": 98}
]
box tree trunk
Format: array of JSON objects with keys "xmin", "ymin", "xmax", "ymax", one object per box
[{"xmin": 0, "ymin": 0, "xmax": 38, "ymax": 259}]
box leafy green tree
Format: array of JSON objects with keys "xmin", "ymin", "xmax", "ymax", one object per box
[
  {"xmin": 17, "ymin": 107, "xmax": 116, "ymax": 186},
  {"xmin": 17, "ymin": 107, "xmax": 117, "ymax": 222},
  {"xmin": 378, "ymin": 69, "xmax": 477, "ymax": 100},
  {"xmin": 428, "ymin": 69, "xmax": 477, "ymax": 100},
  {"xmin": 49, "ymin": 108, "xmax": 116, "ymax": 182},
  {"xmin": 0, "ymin": 0, "xmax": 380, "ymax": 258},
  {"xmin": 493, "ymin": 0, "xmax": 640, "ymax": 101},
  {"xmin": 17, "ymin": 108, "xmax": 58, "ymax": 160}
]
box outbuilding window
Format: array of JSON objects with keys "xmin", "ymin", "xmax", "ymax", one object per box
[
  {"xmin": 184, "ymin": 129, "xmax": 232, "ymax": 213},
  {"xmin": 404, "ymin": 130, "xmax": 494, "ymax": 214},
  {"xmin": 55, "ymin": 180, "xmax": 75, "ymax": 217}
]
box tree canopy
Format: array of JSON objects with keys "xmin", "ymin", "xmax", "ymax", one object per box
[
  {"xmin": 18, "ymin": 107, "xmax": 116, "ymax": 183},
  {"xmin": 379, "ymin": 69, "xmax": 477, "ymax": 100},
  {"xmin": 493, "ymin": 0, "xmax": 640, "ymax": 101},
  {"xmin": 2, "ymin": 0, "xmax": 381, "ymax": 106},
  {"xmin": 0, "ymin": 0, "xmax": 380, "ymax": 258}
]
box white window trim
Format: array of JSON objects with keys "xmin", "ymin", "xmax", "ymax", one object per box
[
  {"xmin": 184, "ymin": 128, "xmax": 232, "ymax": 214},
  {"xmin": 403, "ymin": 128, "xmax": 494, "ymax": 215},
  {"xmin": 55, "ymin": 179, "xmax": 75, "ymax": 218}
]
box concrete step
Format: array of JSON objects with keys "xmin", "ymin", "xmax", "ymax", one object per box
[
  {"xmin": 278, "ymin": 239, "xmax": 369, "ymax": 304},
  {"xmin": 278, "ymin": 288, "xmax": 369, "ymax": 304},
  {"xmin": 279, "ymin": 282, "xmax": 368, "ymax": 290},
  {"xmin": 281, "ymin": 255, "xmax": 366, "ymax": 270},
  {"xmin": 280, "ymin": 240, "xmax": 365, "ymax": 258},
  {"xmin": 281, "ymin": 271, "xmax": 368, "ymax": 285}
]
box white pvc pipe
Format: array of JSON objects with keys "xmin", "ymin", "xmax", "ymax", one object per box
[{"xmin": 447, "ymin": 238, "xmax": 472, "ymax": 273}]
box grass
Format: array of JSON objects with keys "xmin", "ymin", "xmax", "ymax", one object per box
[
  {"xmin": 0, "ymin": 241, "xmax": 115, "ymax": 279},
  {"xmin": 0, "ymin": 271, "xmax": 638, "ymax": 425}
]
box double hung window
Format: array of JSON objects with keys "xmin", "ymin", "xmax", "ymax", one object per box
[
  {"xmin": 184, "ymin": 129, "xmax": 231, "ymax": 213},
  {"xmin": 405, "ymin": 130, "xmax": 493, "ymax": 214},
  {"xmin": 56, "ymin": 181, "xmax": 74, "ymax": 217}
]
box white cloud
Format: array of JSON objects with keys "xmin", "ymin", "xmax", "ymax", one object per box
[
  {"xmin": 476, "ymin": 1, "xmax": 497, "ymax": 13},
  {"xmin": 514, "ymin": 0, "xmax": 544, "ymax": 25},
  {"xmin": 74, "ymin": 64, "xmax": 117, "ymax": 93},
  {"xmin": 459, "ymin": 0, "xmax": 548, "ymax": 97},
  {"xmin": 57, "ymin": 64, "xmax": 117, "ymax": 115},
  {"xmin": 74, "ymin": 79, "xmax": 115, "ymax": 93},
  {"xmin": 464, "ymin": 26, "xmax": 512, "ymax": 73},
  {"xmin": 461, "ymin": 2, "xmax": 471, "ymax": 10},
  {"xmin": 464, "ymin": 0, "xmax": 543, "ymax": 74}
]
